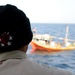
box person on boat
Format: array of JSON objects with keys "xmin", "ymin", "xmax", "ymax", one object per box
[
  {"xmin": 0, "ymin": 4, "xmax": 73, "ymax": 75},
  {"xmin": 63, "ymin": 38, "xmax": 71, "ymax": 47},
  {"xmin": 49, "ymin": 37, "xmax": 56, "ymax": 47},
  {"xmin": 32, "ymin": 28, "xmax": 37, "ymax": 34},
  {"xmin": 73, "ymin": 41, "xmax": 75, "ymax": 46}
]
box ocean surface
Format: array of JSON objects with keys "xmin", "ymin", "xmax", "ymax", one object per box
[{"xmin": 27, "ymin": 23, "xmax": 75, "ymax": 74}]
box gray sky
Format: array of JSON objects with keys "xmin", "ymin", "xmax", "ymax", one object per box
[{"xmin": 0, "ymin": 0, "xmax": 75, "ymax": 23}]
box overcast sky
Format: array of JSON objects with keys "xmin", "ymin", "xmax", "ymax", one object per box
[{"xmin": 0, "ymin": 0, "xmax": 75, "ymax": 23}]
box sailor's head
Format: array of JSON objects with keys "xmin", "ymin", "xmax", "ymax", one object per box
[{"xmin": 0, "ymin": 4, "xmax": 33, "ymax": 53}]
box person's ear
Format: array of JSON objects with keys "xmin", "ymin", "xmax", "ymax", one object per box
[{"xmin": 19, "ymin": 45, "xmax": 28, "ymax": 53}]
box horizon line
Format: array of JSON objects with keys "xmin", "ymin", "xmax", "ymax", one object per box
[{"xmin": 31, "ymin": 23, "xmax": 75, "ymax": 24}]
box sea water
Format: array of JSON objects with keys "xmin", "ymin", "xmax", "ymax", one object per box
[{"xmin": 27, "ymin": 23, "xmax": 75, "ymax": 74}]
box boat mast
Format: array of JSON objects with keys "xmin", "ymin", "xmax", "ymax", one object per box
[{"xmin": 65, "ymin": 25, "xmax": 69, "ymax": 43}]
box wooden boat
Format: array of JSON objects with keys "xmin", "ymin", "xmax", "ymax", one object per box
[
  {"xmin": 30, "ymin": 40, "xmax": 75, "ymax": 52},
  {"xmin": 30, "ymin": 25, "xmax": 75, "ymax": 52}
]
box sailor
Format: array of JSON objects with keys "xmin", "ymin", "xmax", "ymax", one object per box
[
  {"xmin": 0, "ymin": 4, "xmax": 73, "ymax": 75},
  {"xmin": 63, "ymin": 38, "xmax": 71, "ymax": 47},
  {"xmin": 32, "ymin": 28, "xmax": 37, "ymax": 34}
]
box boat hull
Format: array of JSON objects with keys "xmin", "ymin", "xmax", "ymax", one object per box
[{"xmin": 30, "ymin": 40, "xmax": 75, "ymax": 52}]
